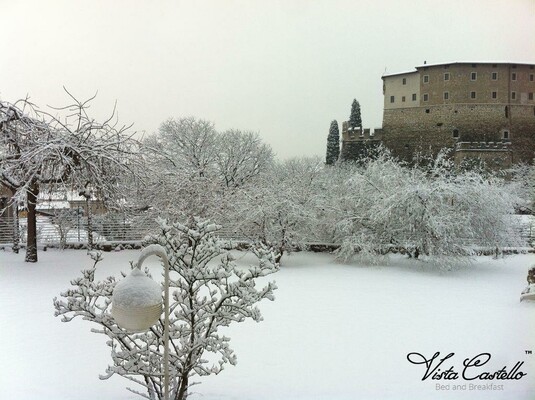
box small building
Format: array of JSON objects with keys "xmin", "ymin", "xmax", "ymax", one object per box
[{"xmin": 37, "ymin": 191, "xmax": 107, "ymax": 216}]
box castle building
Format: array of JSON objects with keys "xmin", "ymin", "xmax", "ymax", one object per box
[{"xmin": 342, "ymin": 62, "xmax": 535, "ymax": 167}]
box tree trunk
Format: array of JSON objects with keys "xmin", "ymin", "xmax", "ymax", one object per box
[
  {"xmin": 275, "ymin": 248, "xmax": 284, "ymax": 264},
  {"xmin": 25, "ymin": 185, "xmax": 39, "ymax": 262},
  {"xmin": 176, "ymin": 374, "xmax": 188, "ymax": 400}
]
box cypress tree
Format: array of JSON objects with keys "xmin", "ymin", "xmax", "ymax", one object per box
[
  {"xmin": 326, "ymin": 120, "xmax": 340, "ymax": 165},
  {"xmin": 349, "ymin": 99, "xmax": 362, "ymax": 129}
]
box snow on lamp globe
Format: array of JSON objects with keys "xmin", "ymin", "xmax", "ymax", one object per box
[
  {"xmin": 111, "ymin": 244, "xmax": 171, "ymax": 400},
  {"xmin": 111, "ymin": 267, "xmax": 162, "ymax": 332}
]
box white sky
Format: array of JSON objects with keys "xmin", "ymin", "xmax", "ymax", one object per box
[{"xmin": 1, "ymin": 0, "xmax": 534, "ymax": 159}]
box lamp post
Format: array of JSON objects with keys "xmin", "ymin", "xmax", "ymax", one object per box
[{"xmin": 111, "ymin": 244, "xmax": 171, "ymax": 400}]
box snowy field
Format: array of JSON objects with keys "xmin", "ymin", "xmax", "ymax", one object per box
[{"xmin": 1, "ymin": 249, "xmax": 534, "ymax": 400}]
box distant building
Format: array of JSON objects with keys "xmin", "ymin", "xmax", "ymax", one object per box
[
  {"xmin": 37, "ymin": 191, "xmax": 107, "ymax": 216},
  {"xmin": 341, "ymin": 62, "xmax": 535, "ymax": 167}
]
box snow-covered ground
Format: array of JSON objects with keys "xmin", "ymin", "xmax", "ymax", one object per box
[{"xmin": 0, "ymin": 249, "xmax": 534, "ymax": 400}]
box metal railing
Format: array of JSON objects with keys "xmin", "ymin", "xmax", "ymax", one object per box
[{"xmin": 1, "ymin": 212, "xmax": 533, "ymax": 249}]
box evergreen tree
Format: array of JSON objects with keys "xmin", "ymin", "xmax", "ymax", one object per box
[
  {"xmin": 349, "ymin": 99, "xmax": 362, "ymax": 129},
  {"xmin": 325, "ymin": 120, "xmax": 340, "ymax": 165}
]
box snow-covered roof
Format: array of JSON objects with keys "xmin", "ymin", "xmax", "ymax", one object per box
[
  {"xmin": 383, "ymin": 61, "xmax": 535, "ymax": 78},
  {"xmin": 381, "ymin": 69, "xmax": 418, "ymax": 78},
  {"xmin": 38, "ymin": 190, "xmax": 92, "ymax": 202},
  {"xmin": 415, "ymin": 61, "xmax": 535, "ymax": 69},
  {"xmin": 36, "ymin": 200, "xmax": 70, "ymax": 210}
]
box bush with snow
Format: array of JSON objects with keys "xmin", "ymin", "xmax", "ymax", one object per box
[
  {"xmin": 53, "ymin": 218, "xmax": 278, "ymax": 400},
  {"xmin": 331, "ymin": 150, "xmax": 526, "ymax": 267}
]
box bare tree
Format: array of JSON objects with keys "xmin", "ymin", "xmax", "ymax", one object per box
[
  {"xmin": 215, "ymin": 130, "xmax": 273, "ymax": 188},
  {"xmin": 140, "ymin": 120, "xmax": 273, "ymax": 222},
  {"xmin": 0, "ymin": 91, "xmax": 141, "ymax": 262},
  {"xmin": 147, "ymin": 117, "xmax": 217, "ymax": 178},
  {"xmin": 50, "ymin": 208, "xmax": 80, "ymax": 249}
]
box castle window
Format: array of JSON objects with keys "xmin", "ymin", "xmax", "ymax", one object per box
[
  {"xmin": 505, "ymin": 106, "xmax": 509, "ymax": 118},
  {"xmin": 402, "ymin": 78, "xmax": 406, "ymax": 85},
  {"xmin": 492, "ymin": 72, "xmax": 498, "ymax": 80},
  {"xmin": 423, "ymin": 93, "xmax": 429, "ymax": 102},
  {"xmin": 492, "ymin": 91, "xmax": 497, "ymax": 99},
  {"xmin": 412, "ymin": 93, "xmax": 417, "ymax": 101},
  {"xmin": 503, "ymin": 131, "xmax": 509, "ymax": 139},
  {"xmin": 452, "ymin": 129, "xmax": 459, "ymax": 138},
  {"xmin": 472, "ymin": 63, "xmax": 477, "ymax": 68},
  {"xmin": 390, "ymin": 96, "xmax": 395, "ymax": 103},
  {"xmin": 529, "ymin": 93, "xmax": 533, "ymax": 100},
  {"xmin": 423, "ymin": 75, "xmax": 429, "ymax": 83},
  {"xmin": 425, "ymin": 109, "xmax": 430, "ymax": 114},
  {"xmin": 402, "ymin": 96, "xmax": 406, "ymax": 102},
  {"xmin": 444, "ymin": 65, "xmax": 449, "ymax": 69},
  {"xmin": 470, "ymin": 91, "xmax": 476, "ymax": 99},
  {"xmin": 512, "ymin": 72, "xmax": 517, "ymax": 81},
  {"xmin": 512, "ymin": 64, "xmax": 517, "ymax": 69},
  {"xmin": 530, "ymin": 74, "xmax": 534, "ymax": 81},
  {"xmin": 443, "ymin": 92, "xmax": 449, "ymax": 100},
  {"xmin": 511, "ymin": 91, "xmax": 516, "ymax": 100},
  {"xmin": 470, "ymin": 72, "xmax": 477, "ymax": 81},
  {"xmin": 444, "ymin": 73, "xmax": 450, "ymax": 81},
  {"xmin": 492, "ymin": 64, "xmax": 498, "ymax": 68}
]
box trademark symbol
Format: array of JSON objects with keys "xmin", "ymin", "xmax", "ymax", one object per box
[{"xmin": 526, "ymin": 350, "xmax": 532, "ymax": 355}]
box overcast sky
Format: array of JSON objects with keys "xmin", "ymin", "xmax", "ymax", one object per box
[{"xmin": 2, "ymin": 0, "xmax": 534, "ymax": 159}]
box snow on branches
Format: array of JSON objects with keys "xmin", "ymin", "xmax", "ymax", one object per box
[
  {"xmin": 138, "ymin": 118, "xmax": 274, "ymax": 222},
  {"xmin": 53, "ymin": 218, "xmax": 278, "ymax": 400},
  {"xmin": 0, "ymin": 91, "xmax": 141, "ymax": 262},
  {"xmin": 332, "ymin": 150, "xmax": 525, "ymax": 267}
]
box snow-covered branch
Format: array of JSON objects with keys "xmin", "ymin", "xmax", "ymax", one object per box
[{"xmin": 54, "ymin": 218, "xmax": 278, "ymax": 400}]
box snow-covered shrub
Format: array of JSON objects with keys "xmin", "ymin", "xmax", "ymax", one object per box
[
  {"xmin": 334, "ymin": 150, "xmax": 525, "ymax": 267},
  {"xmin": 53, "ymin": 218, "xmax": 278, "ymax": 400},
  {"xmin": 228, "ymin": 157, "xmax": 324, "ymax": 263}
]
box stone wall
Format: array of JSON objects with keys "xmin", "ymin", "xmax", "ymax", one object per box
[
  {"xmin": 341, "ymin": 122, "xmax": 384, "ymax": 161},
  {"xmin": 382, "ymin": 103, "xmax": 535, "ymax": 163},
  {"xmin": 454, "ymin": 142, "xmax": 513, "ymax": 170},
  {"xmin": 380, "ymin": 62, "xmax": 535, "ymax": 164}
]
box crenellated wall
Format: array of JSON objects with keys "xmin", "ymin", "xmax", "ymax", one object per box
[
  {"xmin": 454, "ymin": 141, "xmax": 513, "ymax": 170},
  {"xmin": 340, "ymin": 122, "xmax": 383, "ymax": 161}
]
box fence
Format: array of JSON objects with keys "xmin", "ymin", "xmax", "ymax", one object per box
[
  {"xmin": 0, "ymin": 212, "xmax": 534, "ymax": 249},
  {"xmin": 0, "ymin": 212, "xmax": 159, "ymax": 248}
]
